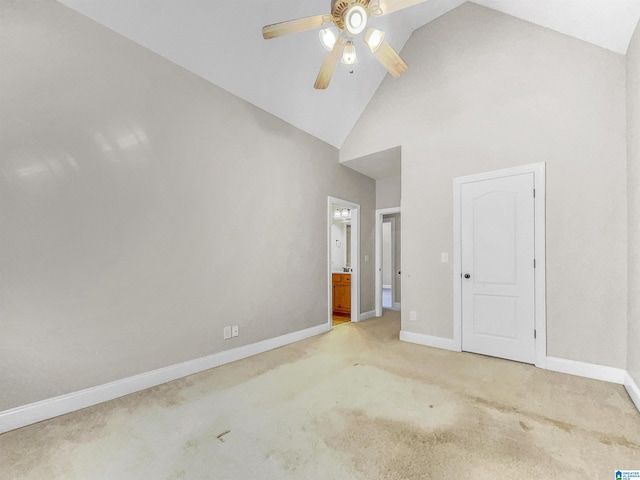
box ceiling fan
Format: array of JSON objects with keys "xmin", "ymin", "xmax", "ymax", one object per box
[{"xmin": 262, "ymin": 0, "xmax": 428, "ymax": 89}]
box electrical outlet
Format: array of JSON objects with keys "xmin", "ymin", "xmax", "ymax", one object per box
[
  {"xmin": 232, "ymin": 325, "xmax": 239, "ymax": 337},
  {"xmin": 410, "ymin": 311, "xmax": 417, "ymax": 321},
  {"xmin": 223, "ymin": 326, "xmax": 232, "ymax": 340}
]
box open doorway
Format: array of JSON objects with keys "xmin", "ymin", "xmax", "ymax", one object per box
[
  {"xmin": 328, "ymin": 197, "xmax": 360, "ymax": 328},
  {"xmin": 382, "ymin": 218, "xmax": 395, "ymax": 309},
  {"xmin": 375, "ymin": 207, "xmax": 401, "ymax": 316}
]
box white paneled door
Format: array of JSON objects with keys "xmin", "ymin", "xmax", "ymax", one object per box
[{"xmin": 461, "ymin": 173, "xmax": 536, "ymax": 364}]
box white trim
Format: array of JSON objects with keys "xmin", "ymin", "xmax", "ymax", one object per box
[
  {"xmin": 545, "ymin": 356, "xmax": 626, "ymax": 384},
  {"xmin": 328, "ymin": 197, "xmax": 360, "ymax": 325},
  {"xmin": 375, "ymin": 207, "xmax": 401, "ymax": 317},
  {"xmin": 399, "ymin": 330, "xmax": 462, "ymax": 352},
  {"xmin": 452, "ymin": 162, "xmax": 546, "ymax": 367},
  {"xmin": 382, "ymin": 284, "xmax": 392, "ymax": 289},
  {"xmin": 625, "ymin": 373, "xmax": 640, "ymax": 413},
  {"xmin": 533, "ymin": 164, "xmax": 547, "ymax": 367},
  {"xmin": 392, "ymin": 302, "xmax": 401, "ymax": 310},
  {"xmin": 359, "ymin": 310, "xmax": 376, "ymax": 321},
  {"xmin": 395, "ymin": 336, "xmax": 639, "ymax": 415},
  {"xmin": 0, "ymin": 323, "xmax": 329, "ymax": 434}
]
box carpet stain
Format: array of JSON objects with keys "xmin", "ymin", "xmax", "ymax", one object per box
[
  {"xmin": 519, "ymin": 420, "xmax": 531, "ymax": 431},
  {"xmin": 319, "ymin": 407, "xmax": 585, "ymax": 479},
  {"xmin": 473, "ymin": 395, "xmax": 640, "ymax": 450},
  {"xmin": 3, "ymin": 311, "xmax": 639, "ymax": 480}
]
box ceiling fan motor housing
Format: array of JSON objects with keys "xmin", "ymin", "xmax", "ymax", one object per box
[{"xmin": 331, "ymin": 0, "xmax": 370, "ymax": 31}]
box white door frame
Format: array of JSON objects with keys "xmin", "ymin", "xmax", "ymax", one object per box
[
  {"xmin": 328, "ymin": 197, "xmax": 360, "ymax": 327},
  {"xmin": 453, "ymin": 162, "xmax": 546, "ymax": 368},
  {"xmin": 375, "ymin": 207, "xmax": 401, "ymax": 317}
]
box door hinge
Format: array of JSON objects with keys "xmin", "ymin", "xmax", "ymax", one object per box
[
  {"xmin": 534, "ymin": 329, "xmax": 537, "ymax": 339},
  {"xmin": 533, "ymin": 188, "xmax": 536, "ymax": 198},
  {"xmin": 533, "ymin": 259, "xmax": 536, "ymax": 268}
]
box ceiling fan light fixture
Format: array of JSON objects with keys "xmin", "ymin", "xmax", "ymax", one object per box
[
  {"xmin": 344, "ymin": 5, "xmax": 367, "ymax": 35},
  {"xmin": 364, "ymin": 27, "xmax": 385, "ymax": 52},
  {"xmin": 319, "ymin": 28, "xmax": 337, "ymax": 51},
  {"xmin": 341, "ymin": 40, "xmax": 357, "ymax": 64}
]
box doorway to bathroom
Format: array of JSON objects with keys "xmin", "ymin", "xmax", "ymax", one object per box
[{"xmin": 327, "ymin": 197, "xmax": 360, "ymax": 328}]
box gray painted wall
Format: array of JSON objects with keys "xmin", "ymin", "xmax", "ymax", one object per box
[
  {"xmin": 376, "ymin": 175, "xmax": 401, "ymax": 209},
  {"xmin": 0, "ymin": 0, "xmax": 375, "ymax": 410},
  {"xmin": 376, "ymin": 177, "xmax": 401, "ymax": 305},
  {"xmin": 628, "ymin": 19, "xmax": 640, "ymax": 384},
  {"xmin": 341, "ymin": 3, "xmax": 628, "ymax": 368}
]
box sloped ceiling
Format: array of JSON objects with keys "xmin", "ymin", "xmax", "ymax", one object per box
[{"xmin": 57, "ymin": 0, "xmax": 640, "ymax": 148}]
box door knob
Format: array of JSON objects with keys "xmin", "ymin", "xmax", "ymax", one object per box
[{"xmin": 464, "ymin": 273, "xmax": 471, "ymax": 279}]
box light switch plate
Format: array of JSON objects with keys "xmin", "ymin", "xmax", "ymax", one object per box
[
  {"xmin": 223, "ymin": 326, "xmax": 232, "ymax": 340},
  {"xmin": 441, "ymin": 252, "xmax": 449, "ymax": 263}
]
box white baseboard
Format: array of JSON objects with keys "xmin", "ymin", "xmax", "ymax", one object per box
[
  {"xmin": 625, "ymin": 372, "xmax": 640, "ymax": 413},
  {"xmin": 392, "ymin": 302, "xmax": 401, "ymax": 310},
  {"xmin": 359, "ymin": 310, "xmax": 376, "ymax": 321},
  {"xmin": 545, "ymin": 356, "xmax": 627, "ymax": 384},
  {"xmin": 0, "ymin": 323, "xmax": 330, "ymax": 434},
  {"xmin": 399, "ymin": 330, "xmax": 461, "ymax": 352}
]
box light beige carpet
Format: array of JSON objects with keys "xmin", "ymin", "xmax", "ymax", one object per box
[{"xmin": 2, "ymin": 310, "xmax": 639, "ymax": 479}]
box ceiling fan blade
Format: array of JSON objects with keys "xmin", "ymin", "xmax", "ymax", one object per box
[
  {"xmin": 363, "ymin": 33, "xmax": 408, "ymax": 78},
  {"xmin": 371, "ymin": 0, "xmax": 428, "ymax": 16},
  {"xmin": 314, "ymin": 36, "xmax": 346, "ymax": 89},
  {"xmin": 262, "ymin": 14, "xmax": 331, "ymax": 39}
]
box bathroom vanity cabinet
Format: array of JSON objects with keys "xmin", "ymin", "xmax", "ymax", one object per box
[{"xmin": 332, "ymin": 273, "xmax": 351, "ymax": 316}]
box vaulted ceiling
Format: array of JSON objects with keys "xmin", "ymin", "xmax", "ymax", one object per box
[{"xmin": 57, "ymin": 0, "xmax": 640, "ymax": 148}]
